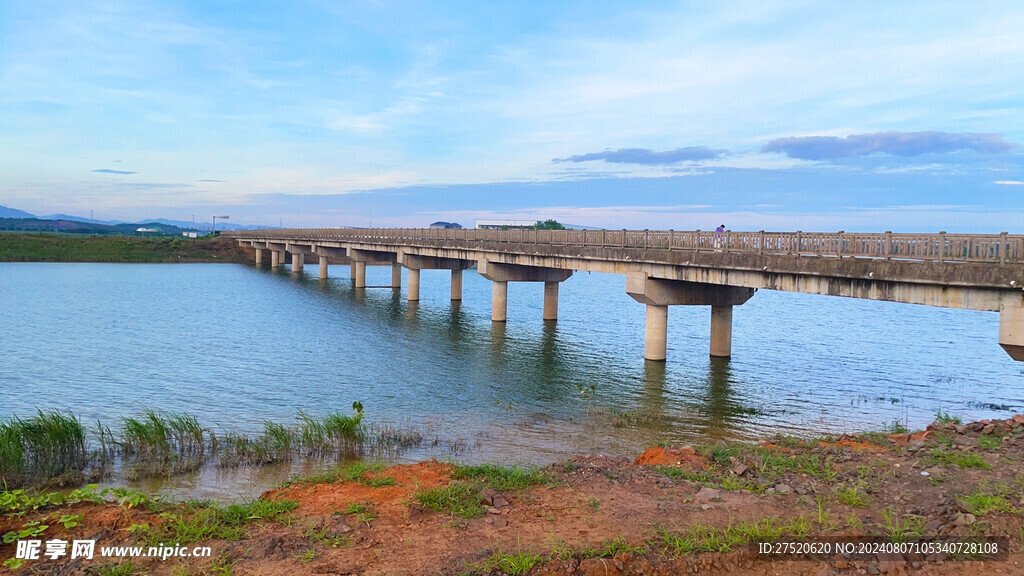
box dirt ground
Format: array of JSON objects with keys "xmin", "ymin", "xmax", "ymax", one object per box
[{"xmin": 4, "ymin": 416, "xmax": 1024, "ymax": 575}]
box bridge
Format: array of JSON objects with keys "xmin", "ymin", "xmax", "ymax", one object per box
[{"xmin": 227, "ymin": 228, "xmax": 1024, "ymax": 362}]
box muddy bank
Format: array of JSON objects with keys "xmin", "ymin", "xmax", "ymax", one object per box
[
  {"xmin": 0, "ymin": 234, "xmax": 250, "ymax": 263},
  {"xmin": 4, "ymin": 416, "xmax": 1024, "ymax": 575}
]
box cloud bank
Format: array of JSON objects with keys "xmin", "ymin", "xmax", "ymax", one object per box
[
  {"xmin": 762, "ymin": 131, "xmax": 1018, "ymax": 160},
  {"xmin": 553, "ymin": 146, "xmax": 727, "ymax": 165}
]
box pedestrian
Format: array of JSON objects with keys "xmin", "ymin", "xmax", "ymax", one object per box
[{"xmin": 714, "ymin": 224, "xmax": 725, "ymax": 250}]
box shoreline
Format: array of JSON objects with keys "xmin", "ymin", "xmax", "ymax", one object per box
[
  {"xmin": 0, "ymin": 233, "xmax": 251, "ymax": 263},
  {"xmin": 4, "ymin": 416, "xmax": 1024, "ymax": 574}
]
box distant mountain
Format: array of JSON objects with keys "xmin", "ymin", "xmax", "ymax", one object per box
[
  {"xmin": 39, "ymin": 214, "xmax": 125, "ymax": 225},
  {"xmin": 142, "ymin": 218, "xmax": 270, "ymax": 231},
  {"xmin": 0, "ymin": 206, "xmax": 35, "ymax": 219}
]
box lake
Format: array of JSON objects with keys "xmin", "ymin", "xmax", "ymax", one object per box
[{"xmin": 1, "ymin": 262, "xmax": 1021, "ymax": 499}]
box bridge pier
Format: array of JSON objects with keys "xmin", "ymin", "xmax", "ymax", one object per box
[
  {"xmin": 398, "ymin": 253, "xmax": 473, "ymax": 303},
  {"xmin": 291, "ymin": 253, "xmax": 304, "ymax": 273},
  {"xmin": 1000, "ymin": 296, "xmax": 1024, "ymax": 361},
  {"xmin": 319, "ymin": 256, "xmax": 329, "ymax": 279},
  {"xmin": 270, "ymin": 250, "xmax": 281, "ymax": 268},
  {"xmin": 392, "ymin": 263, "xmax": 402, "ymax": 289},
  {"xmin": 254, "ymin": 248, "xmax": 264, "ymax": 266},
  {"xmin": 354, "ymin": 261, "xmax": 367, "ymax": 288},
  {"xmin": 627, "ymin": 272, "xmax": 755, "ymax": 361},
  {"xmin": 478, "ymin": 259, "xmax": 573, "ymax": 322},
  {"xmin": 408, "ymin": 269, "xmax": 421, "ymax": 301}
]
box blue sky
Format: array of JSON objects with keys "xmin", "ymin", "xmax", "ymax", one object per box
[{"xmin": 1, "ymin": 0, "xmax": 1022, "ymax": 231}]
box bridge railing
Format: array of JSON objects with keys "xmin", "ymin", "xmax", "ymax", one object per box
[{"xmin": 229, "ymin": 228, "xmax": 1024, "ymax": 264}]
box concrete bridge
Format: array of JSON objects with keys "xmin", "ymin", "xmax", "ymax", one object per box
[{"xmin": 227, "ymin": 228, "xmax": 1024, "ymax": 362}]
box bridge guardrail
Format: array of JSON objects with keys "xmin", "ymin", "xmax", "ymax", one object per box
[{"xmin": 227, "ymin": 228, "xmax": 1024, "ymax": 265}]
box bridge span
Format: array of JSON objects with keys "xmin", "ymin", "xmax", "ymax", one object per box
[{"xmin": 227, "ymin": 228, "xmax": 1024, "ymax": 362}]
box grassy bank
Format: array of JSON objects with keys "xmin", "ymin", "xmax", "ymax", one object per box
[
  {"xmin": 0, "ymin": 233, "xmax": 250, "ymax": 263},
  {"xmin": 3, "ymin": 415, "xmax": 1024, "ymax": 575}
]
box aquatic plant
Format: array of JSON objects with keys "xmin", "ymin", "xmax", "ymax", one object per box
[{"xmin": 0, "ymin": 410, "xmax": 86, "ymax": 487}]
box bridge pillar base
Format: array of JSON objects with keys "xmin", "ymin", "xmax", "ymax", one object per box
[
  {"xmin": 350, "ymin": 262, "xmax": 356, "ymax": 279},
  {"xmin": 254, "ymin": 249, "xmax": 264, "ymax": 266},
  {"xmin": 291, "ymin": 253, "xmax": 304, "ymax": 273},
  {"xmin": 544, "ymin": 282, "xmax": 559, "ymax": 321},
  {"xmin": 408, "ymin": 269, "xmax": 421, "ymax": 301},
  {"xmin": 392, "ymin": 264, "xmax": 402, "ymax": 288},
  {"xmin": 319, "ymin": 256, "xmax": 329, "ymax": 279},
  {"xmin": 710, "ymin": 305, "xmax": 733, "ymax": 357},
  {"xmin": 1000, "ymin": 297, "xmax": 1024, "ymax": 361},
  {"xmin": 492, "ymin": 280, "xmax": 508, "ymax": 322},
  {"xmin": 645, "ymin": 304, "xmax": 668, "ymax": 361},
  {"xmin": 354, "ymin": 261, "xmax": 366, "ymax": 288},
  {"xmin": 452, "ymin": 269, "xmax": 463, "ymax": 301},
  {"xmin": 270, "ymin": 251, "xmax": 281, "ymax": 268}
]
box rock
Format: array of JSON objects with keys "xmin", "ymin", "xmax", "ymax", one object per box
[
  {"xmin": 481, "ymin": 489, "xmax": 497, "ymax": 506},
  {"xmin": 969, "ymin": 422, "xmax": 986, "ymax": 432},
  {"xmin": 486, "ymin": 506, "xmax": 501, "ymax": 515},
  {"xmin": 774, "ymin": 483, "xmax": 792, "ymax": 494},
  {"xmin": 491, "ymin": 494, "xmax": 509, "ymax": 508},
  {"xmin": 695, "ymin": 487, "xmax": 721, "ymax": 501},
  {"xmin": 952, "ymin": 513, "xmax": 976, "ymax": 527},
  {"xmin": 907, "ymin": 440, "xmax": 926, "ymax": 452},
  {"xmin": 732, "ymin": 463, "xmax": 749, "ymax": 477},
  {"xmin": 866, "ymin": 564, "xmax": 880, "ymax": 575},
  {"xmin": 953, "ymin": 424, "xmax": 967, "ymax": 434},
  {"xmin": 1012, "ymin": 414, "xmax": 1024, "ymax": 424},
  {"xmin": 331, "ymin": 517, "xmax": 354, "ymax": 533},
  {"xmin": 982, "ymin": 424, "xmax": 996, "ymax": 435}
]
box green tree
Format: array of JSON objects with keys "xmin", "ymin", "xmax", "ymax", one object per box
[{"xmin": 532, "ymin": 219, "xmax": 566, "ymax": 230}]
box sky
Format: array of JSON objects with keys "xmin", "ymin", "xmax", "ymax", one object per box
[{"xmin": 1, "ymin": 0, "xmax": 1022, "ymax": 232}]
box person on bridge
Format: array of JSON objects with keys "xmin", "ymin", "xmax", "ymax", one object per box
[{"xmin": 714, "ymin": 224, "xmax": 725, "ymax": 250}]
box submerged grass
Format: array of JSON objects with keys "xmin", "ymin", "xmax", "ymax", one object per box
[{"xmin": 0, "ymin": 410, "xmax": 87, "ymax": 488}]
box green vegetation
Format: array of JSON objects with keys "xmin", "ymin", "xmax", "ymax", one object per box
[
  {"xmin": 934, "ymin": 410, "xmax": 962, "ymax": 425},
  {"xmin": 0, "ymin": 232, "xmax": 249, "ymax": 263},
  {"xmin": 881, "ymin": 509, "xmax": 925, "ymax": 543},
  {"xmin": 482, "ymin": 551, "xmax": 544, "ymax": 575},
  {"xmin": 0, "ymin": 410, "xmax": 86, "ymax": 488},
  {"xmin": 0, "ymin": 404, "xmax": 422, "ymax": 490},
  {"xmin": 581, "ymin": 536, "xmax": 649, "ymax": 558},
  {"xmin": 657, "ymin": 517, "xmax": 810, "ymax": 557},
  {"xmin": 834, "ymin": 484, "xmax": 871, "ymax": 508},
  {"xmin": 87, "ymin": 561, "xmax": 144, "ymax": 576},
  {"xmin": 926, "ymin": 449, "xmax": 992, "ymax": 469},
  {"xmin": 139, "ymin": 498, "xmax": 297, "ymax": 546},
  {"xmin": 453, "ymin": 464, "xmax": 549, "ymax": 490},
  {"xmin": 342, "ymin": 501, "xmax": 379, "ymax": 524},
  {"xmin": 415, "ymin": 482, "xmax": 484, "ymax": 518},
  {"xmin": 978, "ymin": 435, "xmax": 1002, "ymax": 450},
  {"xmin": 531, "ymin": 219, "xmax": 566, "ymax": 230}
]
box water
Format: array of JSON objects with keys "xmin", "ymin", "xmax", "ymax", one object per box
[{"xmin": 2, "ymin": 262, "xmax": 1022, "ymax": 499}]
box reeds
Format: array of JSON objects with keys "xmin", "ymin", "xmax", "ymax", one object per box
[
  {"xmin": 0, "ymin": 402, "xmax": 430, "ymax": 488},
  {"xmin": 0, "ymin": 410, "xmax": 87, "ymax": 488}
]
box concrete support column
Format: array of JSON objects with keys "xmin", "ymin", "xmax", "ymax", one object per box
[
  {"xmin": 354, "ymin": 261, "xmax": 366, "ymax": 288},
  {"xmin": 350, "ymin": 262, "xmax": 356, "ymax": 279},
  {"xmin": 291, "ymin": 253, "xmax": 304, "ymax": 273},
  {"xmin": 645, "ymin": 304, "xmax": 669, "ymax": 361},
  {"xmin": 318, "ymin": 256, "xmax": 329, "ymax": 279},
  {"xmin": 408, "ymin": 268, "xmax": 421, "ymax": 301},
  {"xmin": 254, "ymin": 249, "xmax": 264, "ymax": 265},
  {"xmin": 392, "ymin": 263, "xmax": 402, "ymax": 288},
  {"xmin": 709, "ymin": 304, "xmax": 733, "ymax": 358},
  {"xmin": 1000, "ymin": 298, "xmax": 1024, "ymax": 361},
  {"xmin": 492, "ymin": 280, "xmax": 508, "ymax": 322},
  {"xmin": 543, "ymin": 281, "xmax": 559, "ymax": 320},
  {"xmin": 451, "ymin": 269, "xmax": 463, "ymax": 301},
  {"xmin": 270, "ymin": 251, "xmax": 281, "ymax": 268}
]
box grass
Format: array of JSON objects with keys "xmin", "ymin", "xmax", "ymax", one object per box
[
  {"xmin": 87, "ymin": 561, "xmax": 144, "ymax": 576},
  {"xmin": 881, "ymin": 509, "xmax": 925, "ymax": 543},
  {"xmin": 834, "ymin": 484, "xmax": 871, "ymax": 508},
  {"xmin": 657, "ymin": 517, "xmax": 810, "ymax": 557},
  {"xmin": 0, "ymin": 410, "xmax": 87, "ymax": 488},
  {"xmin": 978, "ymin": 435, "xmax": 1002, "ymax": 450},
  {"xmin": 453, "ymin": 464, "xmax": 549, "ymax": 491},
  {"xmin": 342, "ymin": 501, "xmax": 378, "ymax": 523},
  {"xmin": 482, "ymin": 551, "xmax": 544, "ymax": 575},
  {"xmin": 415, "ymin": 482, "xmax": 484, "ymax": 518},
  {"xmin": 959, "ymin": 484, "xmax": 1017, "ymax": 516},
  {"xmin": 142, "ymin": 498, "xmax": 297, "ymax": 546},
  {"xmin": 926, "ymin": 449, "xmax": 993, "ymax": 469},
  {"xmin": 296, "ymin": 405, "xmax": 364, "ymax": 456},
  {"xmin": 581, "ymin": 536, "xmax": 649, "ymax": 558},
  {"xmin": 934, "ymin": 410, "xmax": 962, "ymax": 425},
  {"xmin": 120, "ymin": 410, "xmax": 205, "ymax": 458}
]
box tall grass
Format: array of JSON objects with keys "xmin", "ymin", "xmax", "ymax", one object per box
[{"xmin": 0, "ymin": 410, "xmax": 86, "ymax": 487}]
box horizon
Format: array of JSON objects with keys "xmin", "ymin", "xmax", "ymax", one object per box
[{"xmin": 2, "ymin": 1, "xmax": 1022, "ymax": 232}]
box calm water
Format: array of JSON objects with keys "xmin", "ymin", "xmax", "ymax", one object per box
[{"xmin": 2, "ymin": 262, "xmax": 1022, "ymax": 499}]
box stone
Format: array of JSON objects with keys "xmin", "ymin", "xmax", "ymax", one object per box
[
  {"xmin": 953, "ymin": 424, "xmax": 967, "ymax": 434},
  {"xmin": 486, "ymin": 506, "xmax": 501, "ymax": 515},
  {"xmin": 1012, "ymin": 414, "xmax": 1024, "ymax": 424},
  {"xmin": 952, "ymin": 513, "xmax": 976, "ymax": 527},
  {"xmin": 907, "ymin": 440, "xmax": 926, "ymax": 452},
  {"xmin": 774, "ymin": 483, "xmax": 792, "ymax": 494},
  {"xmin": 695, "ymin": 487, "xmax": 721, "ymax": 501},
  {"xmin": 491, "ymin": 494, "xmax": 509, "ymax": 508},
  {"xmin": 981, "ymin": 424, "xmax": 996, "ymax": 435},
  {"xmin": 731, "ymin": 463, "xmax": 749, "ymax": 476}
]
